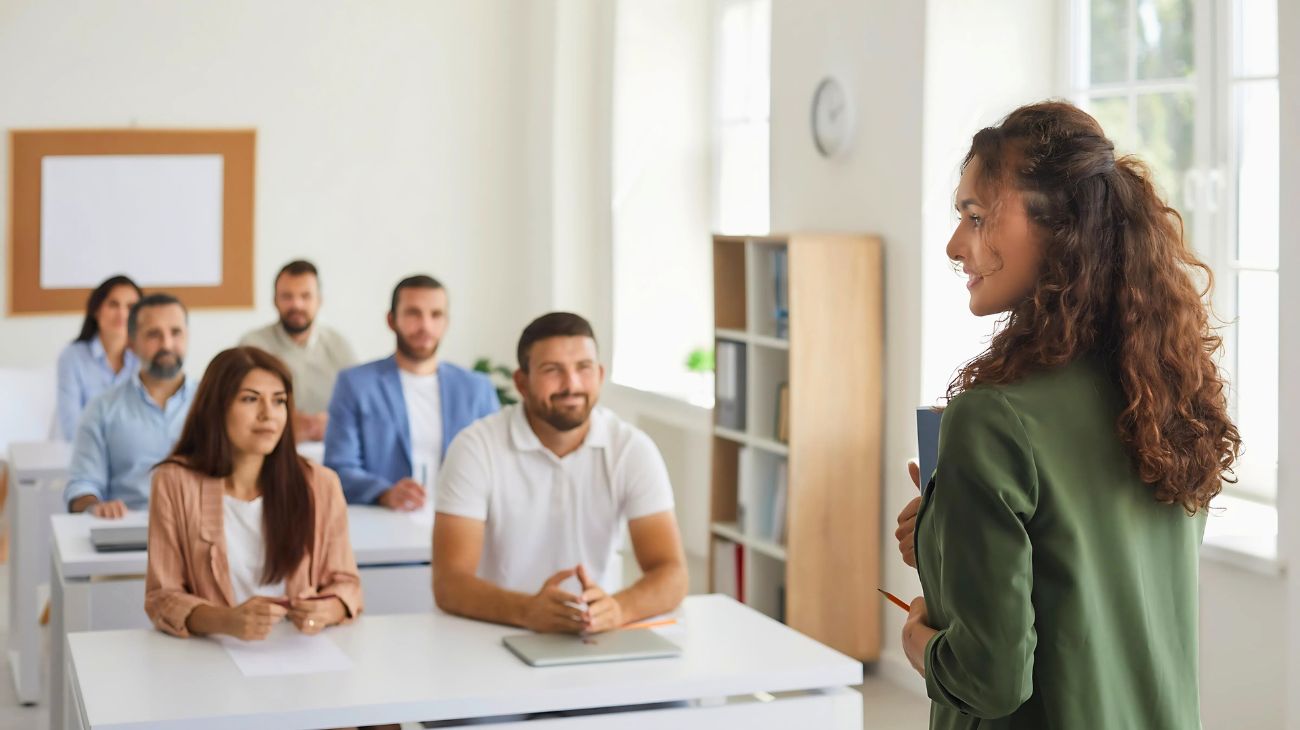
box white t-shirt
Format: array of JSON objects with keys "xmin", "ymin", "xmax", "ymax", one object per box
[
  {"xmin": 222, "ymin": 495, "xmax": 286, "ymax": 605},
  {"xmin": 399, "ymin": 370, "xmax": 443, "ymax": 491},
  {"xmin": 436, "ymin": 404, "xmax": 676, "ymax": 596}
]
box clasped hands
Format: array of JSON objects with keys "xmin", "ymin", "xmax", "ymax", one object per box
[{"xmin": 523, "ymin": 564, "xmax": 624, "ymax": 635}]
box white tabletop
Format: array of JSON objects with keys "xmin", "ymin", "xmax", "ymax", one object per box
[
  {"xmin": 7, "ymin": 440, "xmax": 73, "ymax": 481},
  {"xmin": 295, "ymin": 440, "xmax": 324, "ymax": 463},
  {"xmin": 69, "ymin": 594, "xmax": 861, "ymax": 729},
  {"xmin": 52, "ymin": 505, "xmax": 431, "ymax": 580}
]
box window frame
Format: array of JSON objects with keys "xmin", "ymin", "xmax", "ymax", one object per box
[{"xmin": 1064, "ymin": 0, "xmax": 1280, "ymax": 505}]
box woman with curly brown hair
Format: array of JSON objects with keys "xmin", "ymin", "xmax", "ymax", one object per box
[{"xmin": 894, "ymin": 101, "xmax": 1240, "ymax": 729}]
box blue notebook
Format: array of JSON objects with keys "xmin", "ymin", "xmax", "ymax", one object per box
[{"xmin": 916, "ymin": 406, "xmax": 942, "ymax": 496}]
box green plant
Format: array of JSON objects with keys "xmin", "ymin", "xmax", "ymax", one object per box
[
  {"xmin": 473, "ymin": 357, "xmax": 519, "ymax": 406},
  {"xmin": 685, "ymin": 347, "xmax": 715, "ymax": 373}
]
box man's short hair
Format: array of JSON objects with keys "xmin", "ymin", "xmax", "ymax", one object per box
[
  {"xmin": 517, "ymin": 312, "xmax": 597, "ymax": 372},
  {"xmin": 390, "ymin": 275, "xmax": 445, "ymax": 316},
  {"xmin": 274, "ymin": 259, "xmax": 318, "ymax": 289},
  {"xmin": 128, "ymin": 293, "xmax": 187, "ymax": 339}
]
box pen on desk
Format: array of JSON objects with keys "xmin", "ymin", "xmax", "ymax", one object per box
[
  {"xmin": 878, "ymin": 589, "xmax": 912, "ymax": 613},
  {"xmin": 622, "ymin": 618, "xmax": 678, "ymax": 631}
]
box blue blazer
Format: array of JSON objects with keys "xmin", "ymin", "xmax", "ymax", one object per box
[{"xmin": 324, "ymin": 356, "xmax": 499, "ymax": 504}]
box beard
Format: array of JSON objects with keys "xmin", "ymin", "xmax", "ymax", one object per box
[
  {"xmin": 146, "ymin": 350, "xmax": 184, "ymax": 379},
  {"xmin": 526, "ymin": 391, "xmax": 593, "ymax": 432},
  {"xmin": 279, "ymin": 310, "xmax": 313, "ymax": 336},
  {"xmin": 395, "ymin": 330, "xmax": 439, "ymax": 363}
]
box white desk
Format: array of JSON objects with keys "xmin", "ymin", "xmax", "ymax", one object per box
[
  {"xmin": 48, "ymin": 504, "xmax": 433, "ymax": 730},
  {"xmin": 66, "ymin": 595, "xmax": 863, "ymax": 729},
  {"xmin": 7, "ymin": 440, "xmax": 73, "ymax": 705}
]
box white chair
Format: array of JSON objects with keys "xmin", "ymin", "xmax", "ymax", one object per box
[
  {"xmin": 0, "ymin": 366, "xmax": 59, "ymax": 704},
  {"xmin": 0, "ymin": 366, "xmax": 59, "ymax": 456}
]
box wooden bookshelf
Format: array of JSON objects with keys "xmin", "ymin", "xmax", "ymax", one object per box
[{"xmin": 708, "ymin": 232, "xmax": 883, "ymax": 661}]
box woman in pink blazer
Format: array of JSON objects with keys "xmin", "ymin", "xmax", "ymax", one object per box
[{"xmin": 145, "ymin": 346, "xmax": 363, "ymax": 640}]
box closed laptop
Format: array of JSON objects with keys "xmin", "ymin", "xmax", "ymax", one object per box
[{"xmin": 503, "ymin": 629, "xmax": 681, "ymax": 667}]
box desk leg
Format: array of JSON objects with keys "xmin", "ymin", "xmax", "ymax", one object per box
[
  {"xmin": 64, "ymin": 643, "xmax": 88, "ymax": 730},
  {"xmin": 8, "ymin": 480, "xmax": 43, "ymax": 704},
  {"xmin": 8, "ymin": 479, "xmax": 63, "ymax": 706},
  {"xmin": 49, "ymin": 552, "xmax": 65, "ymax": 730}
]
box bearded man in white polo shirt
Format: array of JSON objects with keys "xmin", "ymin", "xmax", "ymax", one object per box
[{"xmin": 433, "ymin": 312, "xmax": 688, "ymax": 634}]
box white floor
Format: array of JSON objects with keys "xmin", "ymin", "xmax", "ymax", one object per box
[{"xmin": 0, "ymin": 561, "xmax": 931, "ymax": 729}]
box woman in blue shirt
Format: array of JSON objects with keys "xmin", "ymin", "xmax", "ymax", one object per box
[{"xmin": 55, "ymin": 275, "xmax": 143, "ymax": 439}]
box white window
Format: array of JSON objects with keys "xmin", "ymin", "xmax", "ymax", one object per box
[
  {"xmin": 609, "ymin": 0, "xmax": 715, "ymax": 405},
  {"xmin": 712, "ymin": 0, "xmax": 771, "ymax": 235},
  {"xmin": 608, "ymin": 0, "xmax": 770, "ymax": 406},
  {"xmin": 1068, "ymin": 0, "xmax": 1280, "ymax": 506}
]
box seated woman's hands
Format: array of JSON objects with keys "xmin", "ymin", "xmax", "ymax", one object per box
[
  {"xmin": 288, "ymin": 595, "xmax": 347, "ymax": 635},
  {"xmin": 223, "ymin": 597, "xmax": 288, "ymax": 641}
]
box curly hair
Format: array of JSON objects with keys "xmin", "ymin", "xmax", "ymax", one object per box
[{"xmin": 947, "ymin": 100, "xmax": 1240, "ymax": 514}]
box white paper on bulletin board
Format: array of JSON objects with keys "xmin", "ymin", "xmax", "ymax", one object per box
[{"xmin": 39, "ymin": 155, "xmax": 225, "ymax": 289}]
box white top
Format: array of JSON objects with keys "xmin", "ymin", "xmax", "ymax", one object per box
[
  {"xmin": 221, "ymin": 496, "xmax": 286, "ymax": 604},
  {"xmin": 437, "ymin": 405, "xmax": 675, "ymax": 595},
  {"xmin": 399, "ymin": 370, "xmax": 442, "ymax": 490},
  {"xmin": 68, "ymin": 595, "xmax": 862, "ymax": 729},
  {"xmin": 238, "ymin": 322, "xmax": 357, "ymax": 414}
]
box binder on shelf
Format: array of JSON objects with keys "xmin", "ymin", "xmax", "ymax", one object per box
[
  {"xmin": 773, "ymin": 247, "xmax": 789, "ymax": 340},
  {"xmin": 737, "ymin": 447, "xmax": 756, "ymax": 536},
  {"xmin": 775, "ymin": 382, "xmax": 790, "ymax": 444},
  {"xmin": 735, "ymin": 541, "xmax": 746, "ymax": 604},
  {"xmin": 740, "ymin": 449, "xmax": 786, "ymax": 545},
  {"xmin": 715, "ymin": 339, "xmax": 747, "ymax": 430},
  {"xmin": 712, "ymin": 537, "xmax": 740, "ymax": 600},
  {"xmin": 771, "ymin": 460, "xmax": 788, "ymax": 545}
]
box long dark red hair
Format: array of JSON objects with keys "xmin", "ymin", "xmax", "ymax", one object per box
[
  {"xmin": 949, "ymin": 101, "xmax": 1241, "ymax": 514},
  {"xmin": 163, "ymin": 347, "xmax": 314, "ymax": 583}
]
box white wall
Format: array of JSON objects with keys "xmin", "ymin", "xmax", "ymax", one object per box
[
  {"xmin": 919, "ymin": 0, "xmax": 1058, "ymax": 402},
  {"xmin": 1279, "ymin": 0, "xmax": 1300, "ymax": 725},
  {"xmin": 767, "ymin": 0, "xmax": 927, "ymax": 685},
  {"xmin": 0, "ymin": 0, "xmax": 544, "ymax": 378},
  {"xmin": 1201, "ymin": 561, "xmax": 1286, "ymax": 729}
]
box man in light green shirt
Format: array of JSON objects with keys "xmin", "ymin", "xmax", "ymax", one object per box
[{"xmin": 240, "ymin": 260, "xmax": 356, "ymax": 441}]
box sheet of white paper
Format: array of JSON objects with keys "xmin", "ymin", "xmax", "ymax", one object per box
[
  {"xmin": 219, "ymin": 624, "xmax": 352, "ymax": 677},
  {"xmin": 40, "ymin": 154, "xmax": 224, "ymax": 289}
]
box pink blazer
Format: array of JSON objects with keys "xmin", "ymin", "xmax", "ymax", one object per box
[{"xmin": 144, "ymin": 459, "xmax": 364, "ymax": 637}]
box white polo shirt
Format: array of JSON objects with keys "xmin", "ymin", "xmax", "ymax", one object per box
[{"xmin": 436, "ymin": 404, "xmax": 675, "ymax": 596}]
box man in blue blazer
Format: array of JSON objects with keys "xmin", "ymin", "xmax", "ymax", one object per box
[{"xmin": 325, "ymin": 275, "xmax": 499, "ymax": 509}]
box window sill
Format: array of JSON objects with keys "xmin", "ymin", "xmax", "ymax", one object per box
[
  {"xmin": 603, "ymin": 382, "xmax": 714, "ymax": 432},
  {"xmin": 608, "ymin": 372, "xmax": 714, "ymax": 410},
  {"xmin": 1200, "ymin": 533, "xmax": 1284, "ymax": 576},
  {"xmin": 1200, "ymin": 495, "xmax": 1284, "ymax": 576}
]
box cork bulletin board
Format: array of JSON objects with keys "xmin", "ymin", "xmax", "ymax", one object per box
[{"xmin": 8, "ymin": 129, "xmax": 255, "ymax": 314}]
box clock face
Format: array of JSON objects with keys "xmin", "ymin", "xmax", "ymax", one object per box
[{"xmin": 812, "ymin": 77, "xmax": 852, "ymax": 158}]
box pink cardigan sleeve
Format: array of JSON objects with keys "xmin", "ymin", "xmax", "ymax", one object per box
[{"xmin": 143, "ymin": 465, "xmax": 214, "ymax": 638}]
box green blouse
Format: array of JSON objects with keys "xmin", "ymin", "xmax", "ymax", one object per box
[{"xmin": 916, "ymin": 358, "xmax": 1205, "ymax": 729}]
